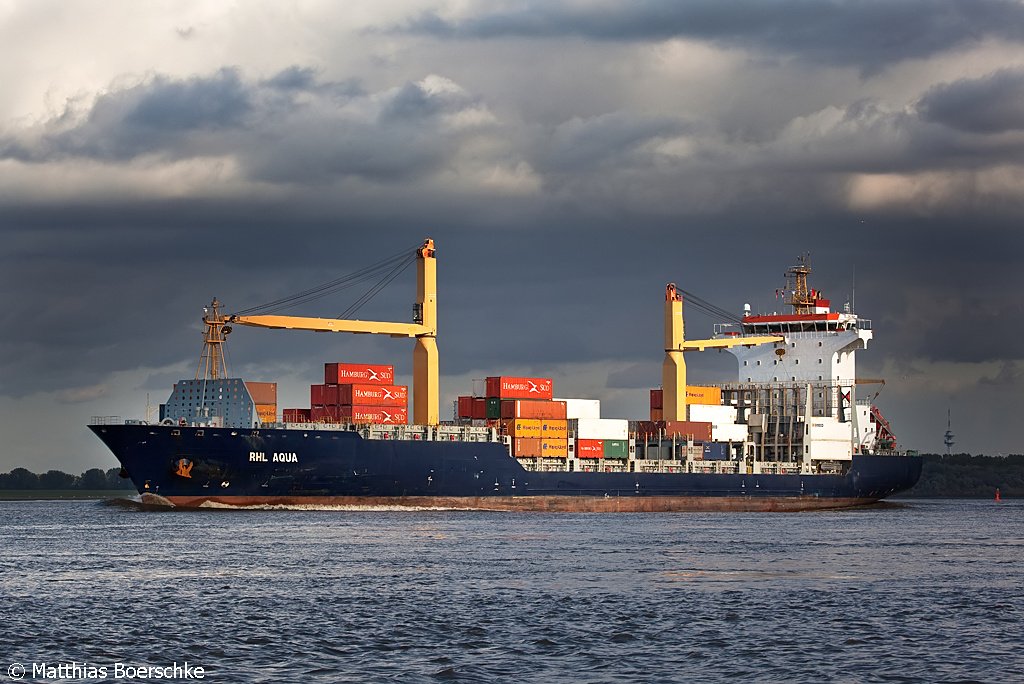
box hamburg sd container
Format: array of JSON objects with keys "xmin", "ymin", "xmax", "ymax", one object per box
[
  {"xmin": 338, "ymin": 384, "xmax": 408, "ymax": 407},
  {"xmin": 485, "ymin": 376, "xmax": 554, "ymax": 400},
  {"xmin": 702, "ymin": 442, "xmax": 730, "ymax": 460},
  {"xmin": 339, "ymin": 406, "xmax": 408, "ymax": 424},
  {"xmin": 576, "ymin": 439, "xmax": 605, "ymax": 458},
  {"xmin": 505, "ymin": 418, "xmax": 542, "ymax": 438},
  {"xmin": 540, "ymin": 419, "xmax": 568, "ymax": 438},
  {"xmin": 541, "ymin": 438, "xmax": 569, "ymax": 457},
  {"xmin": 325, "ymin": 362, "xmax": 395, "ymax": 385},
  {"xmin": 513, "ymin": 437, "xmax": 543, "ymax": 458},
  {"xmin": 500, "ymin": 399, "xmax": 568, "ymax": 420},
  {"xmin": 603, "ymin": 439, "xmax": 628, "ymax": 459}
]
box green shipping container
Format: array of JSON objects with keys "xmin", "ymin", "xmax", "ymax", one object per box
[
  {"xmin": 486, "ymin": 397, "xmax": 502, "ymax": 420},
  {"xmin": 603, "ymin": 439, "xmax": 628, "ymax": 459}
]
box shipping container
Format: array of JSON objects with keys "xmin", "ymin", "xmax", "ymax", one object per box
[
  {"xmin": 702, "ymin": 442, "xmax": 730, "ymax": 460},
  {"xmin": 663, "ymin": 420, "xmax": 713, "ymax": 441},
  {"xmin": 603, "ymin": 439, "xmax": 628, "ymax": 458},
  {"xmin": 245, "ymin": 381, "xmax": 278, "ymax": 405},
  {"xmin": 311, "ymin": 384, "xmax": 342, "ymax": 406},
  {"xmin": 283, "ymin": 408, "xmax": 311, "ymax": 423},
  {"xmin": 499, "ymin": 399, "xmax": 567, "ymax": 420},
  {"xmin": 540, "ymin": 419, "xmax": 568, "ymax": 438},
  {"xmin": 650, "ymin": 408, "xmax": 664, "ymax": 422},
  {"xmin": 650, "ymin": 389, "xmax": 663, "ymax": 409},
  {"xmin": 338, "ymin": 405, "xmax": 408, "ymax": 424},
  {"xmin": 472, "ymin": 397, "xmax": 488, "ymax": 420},
  {"xmin": 505, "ymin": 418, "xmax": 542, "ymax": 438},
  {"xmin": 255, "ymin": 403, "xmax": 277, "ymax": 424},
  {"xmin": 486, "ymin": 397, "xmax": 501, "ymax": 419},
  {"xmin": 485, "ymin": 376, "xmax": 553, "ymax": 400},
  {"xmin": 325, "ymin": 362, "xmax": 395, "ymax": 385},
  {"xmin": 310, "ymin": 405, "xmax": 342, "ymax": 423},
  {"xmin": 512, "ymin": 437, "xmax": 543, "ymax": 458},
  {"xmin": 687, "ymin": 385, "xmax": 722, "ymax": 406},
  {"xmin": 338, "ymin": 383, "xmax": 408, "ymax": 407},
  {"xmin": 555, "ymin": 398, "xmax": 601, "ymax": 420},
  {"xmin": 457, "ymin": 396, "xmax": 474, "ymax": 419},
  {"xmin": 541, "ymin": 438, "xmax": 568, "ymax": 457},
  {"xmin": 572, "ymin": 418, "xmax": 629, "ymax": 440},
  {"xmin": 576, "ymin": 439, "xmax": 605, "ymax": 458}
]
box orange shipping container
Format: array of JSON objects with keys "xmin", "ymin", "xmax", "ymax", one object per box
[
  {"xmin": 338, "ymin": 405, "xmax": 408, "ymax": 424},
  {"xmin": 540, "ymin": 419, "xmax": 568, "ymax": 438},
  {"xmin": 255, "ymin": 403, "xmax": 277, "ymax": 424},
  {"xmin": 577, "ymin": 439, "xmax": 605, "ymax": 458},
  {"xmin": 485, "ymin": 376, "xmax": 553, "ymax": 400},
  {"xmin": 650, "ymin": 408, "xmax": 664, "ymax": 422},
  {"xmin": 500, "ymin": 399, "xmax": 567, "ymax": 419},
  {"xmin": 687, "ymin": 386, "xmax": 722, "ymax": 406},
  {"xmin": 541, "ymin": 438, "xmax": 568, "ymax": 457},
  {"xmin": 325, "ymin": 362, "xmax": 395, "ymax": 385},
  {"xmin": 246, "ymin": 382, "xmax": 278, "ymax": 405},
  {"xmin": 338, "ymin": 384, "xmax": 408, "ymax": 407},
  {"xmin": 505, "ymin": 418, "xmax": 542, "ymax": 438},
  {"xmin": 513, "ymin": 437, "xmax": 543, "ymax": 458}
]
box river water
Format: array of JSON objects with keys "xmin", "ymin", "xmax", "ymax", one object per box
[{"xmin": 0, "ymin": 498, "xmax": 1020, "ymax": 683}]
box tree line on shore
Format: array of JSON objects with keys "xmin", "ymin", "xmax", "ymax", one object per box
[
  {"xmin": 0, "ymin": 467, "xmax": 134, "ymax": 490},
  {"xmin": 0, "ymin": 453, "xmax": 1021, "ymax": 495}
]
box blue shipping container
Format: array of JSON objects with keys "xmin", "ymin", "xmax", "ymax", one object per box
[{"xmin": 703, "ymin": 442, "xmax": 729, "ymax": 460}]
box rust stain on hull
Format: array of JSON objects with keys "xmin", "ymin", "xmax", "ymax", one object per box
[{"xmin": 142, "ymin": 493, "xmax": 877, "ymax": 512}]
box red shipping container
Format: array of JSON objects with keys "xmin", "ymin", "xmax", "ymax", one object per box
[
  {"xmin": 650, "ymin": 389, "xmax": 663, "ymax": 409},
  {"xmin": 283, "ymin": 408, "xmax": 312, "ymax": 423},
  {"xmin": 577, "ymin": 439, "xmax": 605, "ymax": 458},
  {"xmin": 311, "ymin": 405, "xmax": 343, "ymax": 423},
  {"xmin": 338, "ymin": 405, "xmax": 408, "ymax": 424},
  {"xmin": 311, "ymin": 384, "xmax": 342, "ymax": 406},
  {"xmin": 650, "ymin": 408, "xmax": 664, "ymax": 422},
  {"xmin": 485, "ymin": 376, "xmax": 553, "ymax": 400},
  {"xmin": 338, "ymin": 384, "xmax": 408, "ymax": 407},
  {"xmin": 457, "ymin": 396, "xmax": 474, "ymax": 419},
  {"xmin": 500, "ymin": 399, "xmax": 568, "ymax": 420},
  {"xmin": 325, "ymin": 363, "xmax": 395, "ymax": 385},
  {"xmin": 664, "ymin": 420, "xmax": 712, "ymax": 441},
  {"xmin": 472, "ymin": 398, "xmax": 488, "ymax": 420}
]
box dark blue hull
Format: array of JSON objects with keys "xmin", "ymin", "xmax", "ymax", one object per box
[{"xmin": 89, "ymin": 424, "xmax": 922, "ymax": 511}]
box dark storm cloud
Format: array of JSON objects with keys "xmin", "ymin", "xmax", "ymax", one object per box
[
  {"xmin": 536, "ymin": 112, "xmax": 685, "ymax": 172},
  {"xmin": 918, "ymin": 68, "xmax": 1024, "ymax": 134},
  {"xmin": 0, "ymin": 68, "xmax": 493, "ymax": 183},
  {"xmin": 399, "ymin": 0, "xmax": 1024, "ymax": 71}
]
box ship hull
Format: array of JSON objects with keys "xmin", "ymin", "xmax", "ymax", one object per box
[{"xmin": 91, "ymin": 424, "xmax": 922, "ymax": 512}]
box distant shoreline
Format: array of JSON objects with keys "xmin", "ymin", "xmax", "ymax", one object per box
[{"xmin": 0, "ymin": 490, "xmax": 135, "ymax": 501}]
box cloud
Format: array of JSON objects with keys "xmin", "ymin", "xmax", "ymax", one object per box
[
  {"xmin": 918, "ymin": 68, "xmax": 1024, "ymax": 133},
  {"xmin": 398, "ymin": 0, "xmax": 1024, "ymax": 72}
]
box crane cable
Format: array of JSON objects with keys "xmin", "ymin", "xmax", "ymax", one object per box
[
  {"xmin": 337, "ymin": 253, "xmax": 416, "ymax": 319},
  {"xmin": 234, "ymin": 243, "xmax": 420, "ymax": 316},
  {"xmin": 676, "ymin": 287, "xmax": 745, "ymax": 326}
]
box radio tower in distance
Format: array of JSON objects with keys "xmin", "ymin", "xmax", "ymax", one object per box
[{"xmin": 943, "ymin": 409, "xmax": 955, "ymax": 455}]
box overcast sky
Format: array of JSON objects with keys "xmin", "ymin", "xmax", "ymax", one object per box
[{"xmin": 2, "ymin": 0, "xmax": 1022, "ymax": 471}]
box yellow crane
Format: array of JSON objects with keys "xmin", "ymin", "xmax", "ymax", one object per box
[
  {"xmin": 661, "ymin": 283, "xmax": 783, "ymax": 421},
  {"xmin": 227, "ymin": 239, "xmax": 440, "ymax": 425}
]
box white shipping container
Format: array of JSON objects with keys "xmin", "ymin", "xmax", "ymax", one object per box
[
  {"xmin": 688, "ymin": 404, "xmax": 737, "ymax": 424},
  {"xmin": 711, "ymin": 423, "xmax": 748, "ymax": 443},
  {"xmin": 555, "ymin": 398, "xmax": 601, "ymax": 420},
  {"xmin": 571, "ymin": 418, "xmax": 629, "ymax": 440}
]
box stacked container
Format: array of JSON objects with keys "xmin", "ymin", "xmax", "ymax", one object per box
[
  {"xmin": 245, "ymin": 381, "xmax": 278, "ymax": 424},
  {"xmin": 311, "ymin": 362, "xmax": 408, "ymax": 424},
  {"xmin": 571, "ymin": 418, "xmax": 630, "ymax": 461}
]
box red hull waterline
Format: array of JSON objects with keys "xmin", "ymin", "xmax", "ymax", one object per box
[{"xmin": 140, "ymin": 493, "xmax": 879, "ymax": 512}]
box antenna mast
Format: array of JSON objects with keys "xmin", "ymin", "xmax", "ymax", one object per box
[
  {"xmin": 785, "ymin": 253, "xmax": 814, "ymax": 314},
  {"xmin": 196, "ymin": 298, "xmax": 232, "ymax": 380},
  {"xmin": 943, "ymin": 409, "xmax": 955, "ymax": 455}
]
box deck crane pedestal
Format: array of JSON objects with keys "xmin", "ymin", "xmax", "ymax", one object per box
[
  {"xmin": 225, "ymin": 239, "xmax": 440, "ymax": 425},
  {"xmin": 661, "ymin": 283, "xmax": 783, "ymax": 421}
]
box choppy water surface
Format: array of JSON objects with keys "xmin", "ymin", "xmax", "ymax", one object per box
[{"xmin": 1, "ymin": 499, "xmax": 1021, "ymax": 683}]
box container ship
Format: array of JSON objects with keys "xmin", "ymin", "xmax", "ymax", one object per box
[{"xmin": 89, "ymin": 240, "xmax": 921, "ymax": 511}]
